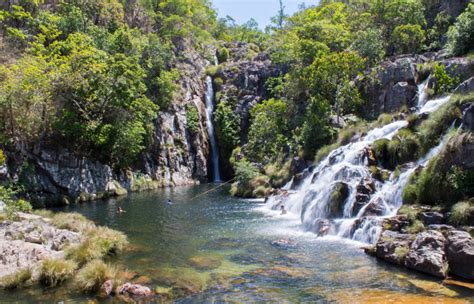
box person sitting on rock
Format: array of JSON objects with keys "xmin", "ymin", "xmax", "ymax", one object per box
[{"xmin": 280, "ymin": 205, "xmax": 287, "ymax": 215}]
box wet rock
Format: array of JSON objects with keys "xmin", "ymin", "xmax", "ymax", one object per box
[
  {"xmin": 229, "ymin": 254, "xmax": 261, "ymax": 265},
  {"xmin": 327, "ymin": 182, "xmax": 349, "ymax": 218},
  {"xmin": 461, "ymin": 103, "xmax": 474, "ymax": 132},
  {"xmin": 382, "ymin": 215, "xmax": 410, "ymax": 232},
  {"xmin": 360, "ymin": 198, "xmax": 385, "ymax": 217},
  {"xmin": 116, "ymin": 283, "xmax": 153, "ymax": 298},
  {"xmin": 405, "ymin": 230, "xmax": 448, "ymax": 278},
  {"xmin": 271, "ymin": 239, "xmax": 298, "ymax": 249},
  {"xmin": 375, "ymin": 231, "xmax": 414, "ymax": 265},
  {"xmin": 289, "ymin": 157, "xmax": 308, "ymax": 176},
  {"xmin": 203, "ymin": 237, "xmax": 242, "ymax": 250},
  {"xmin": 408, "ymin": 279, "xmax": 459, "ymax": 298},
  {"xmin": 445, "ymin": 230, "xmax": 474, "ymax": 280},
  {"xmin": 428, "ymin": 224, "xmax": 455, "ymax": 231},
  {"xmin": 188, "ymin": 255, "xmax": 222, "ymax": 270},
  {"xmin": 419, "ymin": 212, "xmax": 444, "ymax": 225},
  {"xmin": 100, "ymin": 279, "xmax": 113, "ymax": 297},
  {"xmin": 454, "ymin": 77, "xmax": 474, "ymax": 95},
  {"xmin": 291, "ymin": 170, "xmax": 311, "ymax": 190}
]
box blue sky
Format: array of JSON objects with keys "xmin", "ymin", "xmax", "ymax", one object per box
[{"xmin": 211, "ymin": 0, "xmax": 320, "ymax": 29}]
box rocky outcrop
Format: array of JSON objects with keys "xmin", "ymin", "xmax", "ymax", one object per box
[
  {"xmin": 462, "ymin": 103, "xmax": 474, "ymax": 132},
  {"xmin": 445, "ymin": 230, "xmax": 474, "ymax": 280},
  {"xmin": 357, "ymin": 55, "xmax": 422, "ymax": 118},
  {"xmin": 375, "ymin": 231, "xmax": 414, "ymax": 265},
  {"xmin": 405, "ymin": 230, "xmax": 448, "ymax": 278},
  {"xmin": 454, "ymin": 77, "xmax": 474, "ymax": 95},
  {"xmin": 0, "ymin": 213, "xmax": 81, "ymax": 279}
]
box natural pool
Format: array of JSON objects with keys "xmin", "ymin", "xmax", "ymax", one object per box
[{"xmin": 1, "ymin": 185, "xmax": 473, "ymax": 303}]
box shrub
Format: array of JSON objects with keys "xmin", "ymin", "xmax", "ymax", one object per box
[
  {"xmin": 51, "ymin": 212, "xmax": 92, "ymax": 232},
  {"xmin": 39, "ymin": 259, "xmax": 77, "ymax": 287},
  {"xmin": 398, "ymin": 205, "xmax": 419, "ymax": 223},
  {"xmin": 185, "ymin": 103, "xmax": 199, "ymax": 135},
  {"xmin": 391, "ymin": 24, "xmax": 425, "ymax": 54},
  {"xmin": 432, "ymin": 64, "xmax": 457, "ymax": 95},
  {"xmin": 216, "ymin": 46, "xmax": 229, "ymax": 63},
  {"xmin": 449, "ymin": 201, "xmax": 474, "ymax": 225},
  {"xmin": 446, "ymin": 3, "xmax": 474, "ymax": 56},
  {"xmin": 0, "ymin": 268, "xmax": 31, "ymax": 290},
  {"xmin": 75, "ymin": 260, "xmax": 119, "ymax": 293}
]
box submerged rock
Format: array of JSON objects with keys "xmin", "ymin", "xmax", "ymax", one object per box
[
  {"xmin": 188, "ymin": 255, "xmax": 222, "ymax": 270},
  {"xmin": 445, "ymin": 230, "xmax": 474, "ymax": 280},
  {"xmin": 405, "ymin": 230, "xmax": 448, "ymax": 278},
  {"xmin": 116, "ymin": 282, "xmax": 153, "ymax": 298},
  {"xmin": 270, "ymin": 239, "xmax": 298, "ymax": 249}
]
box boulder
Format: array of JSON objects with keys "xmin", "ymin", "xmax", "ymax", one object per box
[
  {"xmin": 385, "ymin": 82, "xmax": 418, "ymax": 113},
  {"xmin": 419, "ymin": 212, "xmax": 444, "ymax": 225},
  {"xmin": 100, "ymin": 279, "xmax": 114, "ymax": 297},
  {"xmin": 405, "ymin": 230, "xmax": 448, "ymax": 278},
  {"xmin": 289, "ymin": 157, "xmax": 308, "ymax": 176},
  {"xmin": 462, "ymin": 103, "xmax": 474, "ymax": 132},
  {"xmin": 382, "ymin": 215, "xmax": 410, "ymax": 232},
  {"xmin": 438, "ymin": 57, "xmax": 474, "ymax": 83},
  {"xmin": 360, "ymin": 198, "xmax": 386, "ymax": 217},
  {"xmin": 454, "ymin": 77, "xmax": 474, "ymax": 95},
  {"xmin": 116, "ymin": 283, "xmax": 153, "ymax": 298},
  {"xmin": 428, "ymin": 224, "xmax": 455, "ymax": 231},
  {"xmin": 445, "ymin": 230, "xmax": 474, "ymax": 280},
  {"xmin": 327, "ymin": 182, "xmax": 350, "ymax": 218},
  {"xmin": 375, "ymin": 231, "xmax": 414, "ymax": 265}
]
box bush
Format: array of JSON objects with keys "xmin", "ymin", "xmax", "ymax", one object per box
[
  {"xmin": 446, "ymin": 3, "xmax": 474, "ymax": 56},
  {"xmin": 75, "ymin": 260, "xmax": 119, "ymax": 293},
  {"xmin": 449, "ymin": 200, "xmax": 474, "ymax": 225},
  {"xmin": 185, "ymin": 103, "xmax": 199, "ymax": 135},
  {"xmin": 394, "ymin": 246, "xmax": 409, "ymax": 263},
  {"xmin": 406, "ymin": 220, "xmax": 425, "ymax": 234},
  {"xmin": 216, "ymin": 46, "xmax": 229, "ymax": 63},
  {"xmin": 0, "ymin": 268, "xmax": 31, "ymax": 290},
  {"xmin": 391, "ymin": 24, "xmax": 425, "ymax": 54},
  {"xmin": 432, "ymin": 64, "xmax": 457, "ymax": 95},
  {"xmin": 39, "ymin": 259, "xmax": 77, "ymax": 287}
]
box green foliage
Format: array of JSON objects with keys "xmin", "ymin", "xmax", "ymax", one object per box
[
  {"xmin": 446, "ymin": 3, "xmax": 474, "ymax": 56},
  {"xmin": 350, "ymin": 28, "xmax": 385, "ymax": 66},
  {"xmin": 155, "ymin": 69, "xmax": 179, "ymax": 109},
  {"xmin": 432, "ymin": 64, "xmax": 456, "ymax": 95},
  {"xmin": 75, "ymin": 259, "xmax": 119, "ymax": 293},
  {"xmin": 216, "ymin": 46, "xmax": 229, "ymax": 63},
  {"xmin": 39, "ymin": 258, "xmax": 77, "ymax": 287},
  {"xmin": 394, "ymin": 246, "xmax": 409, "ymax": 263},
  {"xmin": 214, "ymin": 101, "xmax": 240, "ymax": 164},
  {"xmin": 247, "ymin": 99, "xmax": 289, "ymax": 162},
  {"xmin": 302, "ymin": 97, "xmax": 334, "ymax": 159},
  {"xmin": 185, "ymin": 103, "xmax": 199, "ymax": 134},
  {"xmin": 406, "ymin": 220, "xmax": 425, "ymax": 234},
  {"xmin": 0, "ymin": 186, "xmax": 32, "ymax": 218},
  {"xmin": 391, "ymin": 24, "xmax": 425, "ymax": 54},
  {"xmin": 0, "ymin": 268, "xmax": 32, "ymax": 290}
]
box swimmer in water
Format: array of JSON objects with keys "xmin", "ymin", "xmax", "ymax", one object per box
[
  {"xmin": 280, "ymin": 205, "xmax": 287, "ymax": 215},
  {"xmin": 116, "ymin": 207, "xmax": 125, "ymax": 214},
  {"xmin": 166, "ymin": 199, "xmax": 173, "ymax": 205}
]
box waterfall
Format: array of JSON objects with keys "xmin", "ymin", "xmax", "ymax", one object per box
[
  {"xmin": 204, "ymin": 76, "xmax": 222, "ymax": 183},
  {"xmin": 263, "ymin": 85, "xmax": 452, "ymax": 244}
]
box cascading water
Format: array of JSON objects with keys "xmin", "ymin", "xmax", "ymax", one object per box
[
  {"xmin": 263, "ymin": 86, "xmax": 452, "ymax": 244},
  {"xmin": 204, "ymin": 76, "xmax": 222, "ymax": 183}
]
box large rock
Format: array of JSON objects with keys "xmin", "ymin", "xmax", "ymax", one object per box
[
  {"xmin": 438, "ymin": 57, "xmax": 474, "ymax": 83},
  {"xmin": 375, "ymin": 231, "xmax": 414, "ymax": 265},
  {"xmin": 462, "ymin": 103, "xmax": 474, "ymax": 132},
  {"xmin": 357, "ymin": 56, "xmax": 421, "ymax": 118},
  {"xmin": 405, "ymin": 230, "xmax": 448, "ymax": 278},
  {"xmin": 326, "ymin": 182, "xmax": 350, "ymax": 218},
  {"xmin": 419, "ymin": 212, "xmax": 444, "ymax": 225},
  {"xmin": 454, "ymin": 77, "xmax": 474, "ymax": 95},
  {"xmin": 445, "ymin": 230, "xmax": 474, "ymax": 280}
]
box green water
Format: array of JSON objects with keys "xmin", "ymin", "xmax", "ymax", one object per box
[{"xmin": 1, "ymin": 185, "xmax": 473, "ymax": 303}]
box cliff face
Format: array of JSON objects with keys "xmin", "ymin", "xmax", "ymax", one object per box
[{"xmin": 3, "ymin": 39, "xmax": 213, "ymax": 205}]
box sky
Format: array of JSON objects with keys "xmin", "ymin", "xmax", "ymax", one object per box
[{"xmin": 211, "ymin": 0, "xmax": 320, "ymax": 29}]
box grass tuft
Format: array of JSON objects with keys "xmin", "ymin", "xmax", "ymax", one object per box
[
  {"xmin": 75, "ymin": 259, "xmax": 120, "ymax": 293},
  {"xmin": 450, "ymin": 201, "xmax": 474, "ymax": 225},
  {"xmin": 51, "ymin": 212, "xmax": 92, "ymax": 232},
  {"xmin": 0, "ymin": 268, "xmax": 32, "ymax": 290},
  {"xmin": 39, "ymin": 258, "xmax": 77, "ymax": 287}
]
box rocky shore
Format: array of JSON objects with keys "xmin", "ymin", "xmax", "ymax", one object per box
[
  {"xmin": 366, "ymin": 211, "xmax": 474, "ymax": 280},
  {"xmin": 0, "ymin": 212, "xmax": 153, "ymax": 301}
]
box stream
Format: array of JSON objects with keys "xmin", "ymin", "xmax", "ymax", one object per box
[{"xmin": 1, "ymin": 185, "xmax": 472, "ymax": 303}]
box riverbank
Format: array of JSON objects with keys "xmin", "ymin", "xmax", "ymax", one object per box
[{"xmin": 0, "ymin": 210, "xmax": 155, "ymax": 301}]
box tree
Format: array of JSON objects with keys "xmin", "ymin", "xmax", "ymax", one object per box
[
  {"xmin": 446, "ymin": 3, "xmax": 474, "ymax": 56},
  {"xmin": 350, "ymin": 27, "xmax": 385, "ymax": 66},
  {"xmin": 391, "ymin": 24, "xmax": 426, "ymax": 54},
  {"xmin": 269, "ymin": 0, "xmax": 288, "ymax": 31}
]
